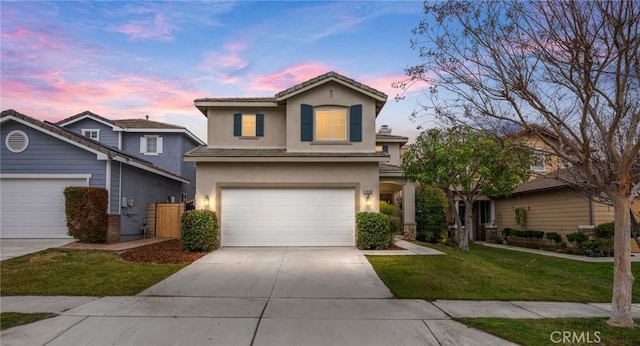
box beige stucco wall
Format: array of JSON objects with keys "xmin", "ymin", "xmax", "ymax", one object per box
[
  {"xmin": 379, "ymin": 142, "xmax": 402, "ymax": 166},
  {"xmin": 495, "ymin": 190, "xmax": 592, "ymax": 234},
  {"xmin": 285, "ymin": 81, "xmax": 377, "ymax": 153},
  {"xmin": 206, "ymin": 105, "xmax": 286, "ymax": 148},
  {"xmin": 196, "ymin": 162, "xmax": 380, "ymax": 215}
]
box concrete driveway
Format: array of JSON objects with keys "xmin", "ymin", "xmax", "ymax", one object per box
[
  {"xmin": 140, "ymin": 247, "xmax": 392, "ymax": 298},
  {"xmin": 2, "ymin": 247, "xmax": 517, "ymax": 346},
  {"xmin": 0, "ymin": 239, "xmax": 75, "ymax": 260}
]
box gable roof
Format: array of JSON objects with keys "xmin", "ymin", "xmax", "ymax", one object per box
[
  {"xmin": 194, "ymin": 71, "xmax": 388, "ymax": 116},
  {"xmin": 114, "ymin": 119, "xmax": 185, "ymax": 130},
  {"xmin": 275, "ymin": 71, "xmax": 387, "ymax": 102},
  {"xmin": 57, "ymin": 110, "xmax": 122, "ymax": 130},
  {"xmin": 1, "ymin": 109, "xmax": 189, "ymax": 183},
  {"xmin": 56, "ymin": 111, "xmax": 204, "ymax": 145}
]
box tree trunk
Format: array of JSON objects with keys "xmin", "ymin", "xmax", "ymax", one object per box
[
  {"xmin": 609, "ymin": 194, "xmax": 635, "ymax": 327},
  {"xmin": 459, "ymin": 200, "xmax": 473, "ymax": 251},
  {"xmin": 445, "ymin": 191, "xmax": 464, "ymax": 247}
]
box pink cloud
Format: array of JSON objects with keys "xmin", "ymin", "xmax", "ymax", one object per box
[
  {"xmin": 248, "ymin": 63, "xmax": 337, "ymax": 93},
  {"xmin": 2, "ymin": 70, "xmax": 201, "ymax": 124},
  {"xmin": 108, "ymin": 13, "xmax": 177, "ymax": 41}
]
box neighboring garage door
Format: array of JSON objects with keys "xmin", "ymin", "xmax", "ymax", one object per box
[
  {"xmin": 1, "ymin": 177, "xmax": 87, "ymax": 238},
  {"xmin": 221, "ymin": 189, "xmax": 355, "ymax": 246}
]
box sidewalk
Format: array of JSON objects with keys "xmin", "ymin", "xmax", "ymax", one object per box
[
  {"xmin": 3, "ymin": 295, "xmax": 638, "ymax": 318},
  {"xmin": 480, "ymin": 241, "xmax": 640, "ymax": 262},
  {"xmin": 61, "ymin": 237, "xmax": 173, "ymax": 251}
]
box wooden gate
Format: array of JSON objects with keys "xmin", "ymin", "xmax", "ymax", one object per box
[{"xmin": 155, "ymin": 203, "xmax": 182, "ymax": 238}]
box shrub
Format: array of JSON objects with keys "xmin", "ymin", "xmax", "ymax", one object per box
[
  {"xmin": 379, "ymin": 201, "xmax": 397, "ymax": 216},
  {"xmin": 514, "ymin": 207, "xmax": 526, "ymax": 225},
  {"xmin": 356, "ymin": 212, "xmax": 391, "ymax": 250},
  {"xmin": 566, "ymin": 232, "xmax": 588, "ymax": 247},
  {"xmin": 415, "ymin": 186, "xmax": 448, "ymax": 243},
  {"xmin": 180, "ymin": 210, "xmax": 218, "ymax": 252},
  {"xmin": 545, "ymin": 232, "xmax": 562, "ymax": 246},
  {"xmin": 582, "ymin": 239, "xmax": 614, "ymax": 257},
  {"xmin": 501, "ymin": 227, "xmax": 512, "ymax": 240},
  {"xmin": 64, "ymin": 187, "xmax": 108, "ymax": 243},
  {"xmin": 595, "ymin": 221, "xmax": 614, "ymax": 239}
]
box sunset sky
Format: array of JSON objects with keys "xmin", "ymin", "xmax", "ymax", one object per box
[{"xmin": 1, "ymin": 1, "xmax": 432, "ymax": 142}]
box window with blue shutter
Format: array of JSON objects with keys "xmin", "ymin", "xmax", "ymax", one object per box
[
  {"xmin": 234, "ymin": 113, "xmax": 264, "ymax": 137},
  {"xmin": 233, "ymin": 114, "xmax": 242, "ymax": 137},
  {"xmin": 301, "ymin": 104, "xmax": 313, "ymax": 141},
  {"xmin": 349, "ymin": 104, "xmax": 362, "ymax": 142},
  {"xmin": 256, "ymin": 114, "xmax": 264, "ymax": 137}
]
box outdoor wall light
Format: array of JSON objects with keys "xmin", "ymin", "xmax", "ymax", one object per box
[
  {"xmin": 363, "ymin": 190, "xmax": 373, "ymax": 206},
  {"xmin": 204, "ymin": 195, "xmax": 210, "ymax": 208}
]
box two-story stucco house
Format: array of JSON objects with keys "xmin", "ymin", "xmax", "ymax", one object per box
[
  {"xmin": 0, "ymin": 109, "xmax": 203, "ymax": 241},
  {"xmin": 186, "ymin": 72, "xmax": 415, "ymax": 247}
]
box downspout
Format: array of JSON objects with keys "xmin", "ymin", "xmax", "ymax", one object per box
[
  {"xmin": 588, "ymin": 198, "xmax": 595, "ymax": 225},
  {"xmin": 105, "ymin": 159, "xmax": 111, "ymax": 214}
]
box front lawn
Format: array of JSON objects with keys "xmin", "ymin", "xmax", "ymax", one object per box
[
  {"xmin": 0, "ymin": 313, "xmax": 57, "ymax": 330},
  {"xmin": 367, "ymin": 242, "xmax": 640, "ymax": 301},
  {"xmin": 1, "ymin": 249, "xmax": 188, "ymax": 296},
  {"xmin": 458, "ymin": 318, "xmax": 640, "ymax": 346}
]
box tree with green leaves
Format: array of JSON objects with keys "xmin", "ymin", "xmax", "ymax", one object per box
[
  {"xmin": 397, "ymin": 0, "xmax": 639, "ymax": 327},
  {"xmin": 402, "ymin": 127, "xmax": 530, "ymax": 251}
]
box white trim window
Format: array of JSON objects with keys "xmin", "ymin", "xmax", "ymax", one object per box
[
  {"xmin": 531, "ymin": 148, "xmax": 546, "ymax": 172},
  {"xmin": 81, "ymin": 129, "xmax": 100, "ymax": 141},
  {"xmin": 315, "ymin": 108, "xmax": 347, "ymax": 141},
  {"xmin": 140, "ymin": 135, "xmax": 163, "ymax": 155}
]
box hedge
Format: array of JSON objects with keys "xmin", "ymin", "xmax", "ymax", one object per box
[
  {"xmin": 64, "ymin": 186, "xmax": 108, "ymax": 243},
  {"xmin": 180, "ymin": 210, "xmax": 218, "ymax": 252},
  {"xmin": 356, "ymin": 212, "xmax": 391, "ymax": 250}
]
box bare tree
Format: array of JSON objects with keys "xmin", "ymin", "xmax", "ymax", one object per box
[{"xmin": 398, "ymin": 0, "xmax": 639, "ymax": 326}]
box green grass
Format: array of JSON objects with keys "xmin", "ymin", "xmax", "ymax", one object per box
[
  {"xmin": 367, "ymin": 242, "xmax": 640, "ymax": 301},
  {"xmin": 0, "ymin": 312, "xmax": 57, "ymax": 330},
  {"xmin": 458, "ymin": 318, "xmax": 640, "ymax": 346},
  {"xmin": 1, "ymin": 249, "xmax": 188, "ymax": 296}
]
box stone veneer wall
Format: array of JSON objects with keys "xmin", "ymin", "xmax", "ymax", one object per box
[{"xmin": 403, "ymin": 223, "xmax": 417, "ymax": 241}]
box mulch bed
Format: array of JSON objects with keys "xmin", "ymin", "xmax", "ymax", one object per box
[{"xmin": 120, "ymin": 239, "xmax": 207, "ymax": 264}]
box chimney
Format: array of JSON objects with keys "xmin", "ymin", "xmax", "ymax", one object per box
[
  {"xmin": 145, "ymin": 115, "xmax": 149, "ymax": 120},
  {"xmin": 378, "ymin": 125, "xmax": 392, "ymax": 134}
]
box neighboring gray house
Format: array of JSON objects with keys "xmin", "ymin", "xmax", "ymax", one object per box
[
  {"xmin": 57, "ymin": 110, "xmax": 204, "ymax": 201},
  {"xmin": 0, "ymin": 109, "xmax": 200, "ymax": 241},
  {"xmin": 186, "ymin": 71, "xmax": 415, "ymax": 246}
]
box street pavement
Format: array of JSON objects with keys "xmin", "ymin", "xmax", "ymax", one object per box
[{"xmin": 2, "ymin": 244, "xmax": 638, "ymax": 345}]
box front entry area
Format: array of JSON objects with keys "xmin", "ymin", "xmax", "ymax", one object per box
[{"xmin": 220, "ymin": 188, "xmax": 355, "ymax": 247}]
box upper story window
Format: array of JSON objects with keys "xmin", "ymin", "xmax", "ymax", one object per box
[
  {"xmin": 300, "ymin": 104, "xmax": 362, "ymax": 142},
  {"xmin": 315, "ymin": 108, "xmax": 347, "ymax": 141},
  {"xmin": 531, "ymin": 148, "xmax": 546, "ymax": 172},
  {"xmin": 234, "ymin": 114, "xmax": 264, "ymax": 137},
  {"xmin": 140, "ymin": 135, "xmax": 163, "ymax": 155},
  {"xmin": 82, "ymin": 129, "xmax": 100, "ymax": 141},
  {"xmin": 376, "ymin": 145, "xmax": 389, "ymax": 153}
]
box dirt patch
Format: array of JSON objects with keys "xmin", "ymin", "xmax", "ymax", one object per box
[
  {"xmin": 120, "ymin": 239, "xmax": 207, "ymax": 264},
  {"xmin": 387, "ymin": 244, "xmax": 405, "ymax": 250}
]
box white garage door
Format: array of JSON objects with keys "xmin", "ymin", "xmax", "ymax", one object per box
[
  {"xmin": 1, "ymin": 177, "xmax": 87, "ymax": 238},
  {"xmin": 221, "ymin": 189, "xmax": 355, "ymax": 246}
]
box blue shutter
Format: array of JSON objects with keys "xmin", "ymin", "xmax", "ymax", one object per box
[
  {"xmin": 256, "ymin": 114, "xmax": 264, "ymax": 137},
  {"xmin": 301, "ymin": 104, "xmax": 313, "ymax": 141},
  {"xmin": 233, "ymin": 114, "xmax": 242, "ymax": 137},
  {"xmin": 382, "ymin": 145, "xmax": 389, "ymax": 153},
  {"xmin": 349, "ymin": 105, "xmax": 362, "ymax": 142}
]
